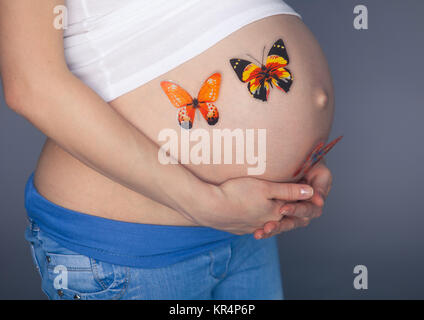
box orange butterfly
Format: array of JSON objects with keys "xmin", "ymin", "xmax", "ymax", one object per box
[{"xmin": 160, "ymin": 73, "xmax": 221, "ymax": 129}]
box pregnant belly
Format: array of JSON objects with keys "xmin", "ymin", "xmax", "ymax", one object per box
[
  {"xmin": 110, "ymin": 15, "xmax": 334, "ymax": 184},
  {"xmin": 35, "ymin": 14, "xmax": 334, "ymax": 225}
]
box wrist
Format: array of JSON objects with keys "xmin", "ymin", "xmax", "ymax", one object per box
[{"xmin": 179, "ymin": 180, "xmax": 224, "ymax": 227}]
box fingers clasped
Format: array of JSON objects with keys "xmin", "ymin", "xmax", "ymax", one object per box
[
  {"xmin": 280, "ymin": 201, "xmax": 323, "ymax": 219},
  {"xmin": 254, "ymin": 162, "xmax": 333, "ymax": 240}
]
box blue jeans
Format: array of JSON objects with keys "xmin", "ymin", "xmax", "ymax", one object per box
[{"xmin": 25, "ymin": 222, "xmax": 284, "ymax": 300}]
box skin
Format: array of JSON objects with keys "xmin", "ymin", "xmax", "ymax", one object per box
[
  {"xmin": 0, "ymin": 0, "xmax": 333, "ymax": 237},
  {"xmin": 255, "ymin": 161, "xmax": 332, "ymax": 239}
]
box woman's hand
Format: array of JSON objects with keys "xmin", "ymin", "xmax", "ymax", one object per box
[
  {"xmin": 253, "ymin": 162, "xmax": 333, "ymax": 239},
  {"xmin": 3, "ymin": 0, "xmax": 293, "ymax": 229},
  {"xmin": 193, "ymin": 177, "xmax": 315, "ymax": 235},
  {"xmin": 0, "ymin": 0, "xmax": 332, "ymax": 235}
]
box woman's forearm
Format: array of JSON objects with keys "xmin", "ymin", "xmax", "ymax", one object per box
[
  {"xmin": 4, "ymin": 70, "xmax": 316, "ymax": 234},
  {"xmin": 0, "ymin": 0, "xmax": 212, "ymax": 222},
  {"xmin": 0, "ymin": 0, "xmax": 319, "ymax": 235},
  {"xmin": 6, "ymin": 70, "xmax": 214, "ymax": 222}
]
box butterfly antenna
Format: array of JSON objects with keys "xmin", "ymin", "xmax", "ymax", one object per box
[
  {"xmin": 246, "ymin": 54, "xmax": 262, "ymax": 66},
  {"xmin": 261, "ymin": 46, "xmax": 266, "ymax": 65}
]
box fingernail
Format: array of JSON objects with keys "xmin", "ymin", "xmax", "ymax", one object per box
[{"xmin": 300, "ymin": 186, "xmax": 314, "ymax": 197}]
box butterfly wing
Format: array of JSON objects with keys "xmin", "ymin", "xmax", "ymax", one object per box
[
  {"xmin": 160, "ymin": 81, "xmax": 193, "ymax": 108},
  {"xmin": 301, "ymin": 135, "xmax": 344, "ymax": 175},
  {"xmin": 197, "ymin": 73, "xmax": 221, "ymax": 126},
  {"xmin": 248, "ymin": 78, "xmax": 270, "ymax": 101},
  {"xmin": 197, "ymin": 73, "xmax": 221, "ymax": 103},
  {"xmin": 267, "ymin": 39, "xmax": 290, "ymax": 64},
  {"xmin": 320, "ymin": 135, "xmax": 343, "ymax": 156},
  {"xmin": 198, "ymin": 102, "xmax": 219, "ymax": 126},
  {"xmin": 293, "ymin": 142, "xmax": 324, "ymax": 178},
  {"xmin": 230, "ymin": 59, "xmax": 269, "ymax": 101},
  {"xmin": 177, "ymin": 105, "xmax": 196, "ymax": 129},
  {"xmin": 160, "ymin": 81, "xmax": 195, "ymax": 129},
  {"xmin": 266, "ymin": 39, "xmax": 293, "ymax": 93},
  {"xmin": 293, "ymin": 136, "xmax": 343, "ymax": 178},
  {"xmin": 230, "ymin": 59, "xmax": 257, "ymax": 82}
]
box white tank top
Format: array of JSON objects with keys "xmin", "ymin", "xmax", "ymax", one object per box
[{"xmin": 63, "ymin": 0, "xmax": 300, "ymax": 101}]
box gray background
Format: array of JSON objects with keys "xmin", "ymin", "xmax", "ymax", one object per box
[{"xmin": 0, "ymin": 0, "xmax": 423, "ymax": 299}]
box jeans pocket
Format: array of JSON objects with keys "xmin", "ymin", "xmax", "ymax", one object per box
[
  {"xmin": 25, "ymin": 223, "xmax": 129, "ymax": 300},
  {"xmin": 45, "ymin": 253, "xmax": 109, "ymax": 292},
  {"xmin": 42, "ymin": 252, "xmax": 129, "ymax": 300}
]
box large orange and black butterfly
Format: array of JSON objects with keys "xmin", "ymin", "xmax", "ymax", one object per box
[
  {"xmin": 161, "ymin": 73, "xmax": 221, "ymax": 130},
  {"xmin": 230, "ymin": 39, "xmax": 293, "ymax": 102}
]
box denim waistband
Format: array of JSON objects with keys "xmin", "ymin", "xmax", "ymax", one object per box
[{"xmin": 24, "ymin": 173, "xmax": 240, "ymax": 268}]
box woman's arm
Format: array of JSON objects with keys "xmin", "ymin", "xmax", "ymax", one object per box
[
  {"xmin": 0, "ymin": 0, "xmax": 207, "ymax": 219},
  {"xmin": 0, "ymin": 0, "xmax": 315, "ymax": 234}
]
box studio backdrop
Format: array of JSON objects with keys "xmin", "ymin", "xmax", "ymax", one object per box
[{"xmin": 0, "ymin": 0, "xmax": 423, "ymax": 299}]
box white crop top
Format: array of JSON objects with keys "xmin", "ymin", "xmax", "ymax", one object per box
[{"xmin": 63, "ymin": 0, "xmax": 300, "ymax": 102}]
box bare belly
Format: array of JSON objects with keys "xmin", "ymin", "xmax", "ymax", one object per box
[{"xmin": 33, "ymin": 15, "xmax": 334, "ymax": 225}]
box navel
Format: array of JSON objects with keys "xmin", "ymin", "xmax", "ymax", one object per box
[{"xmin": 315, "ymin": 88, "xmax": 330, "ymax": 109}]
